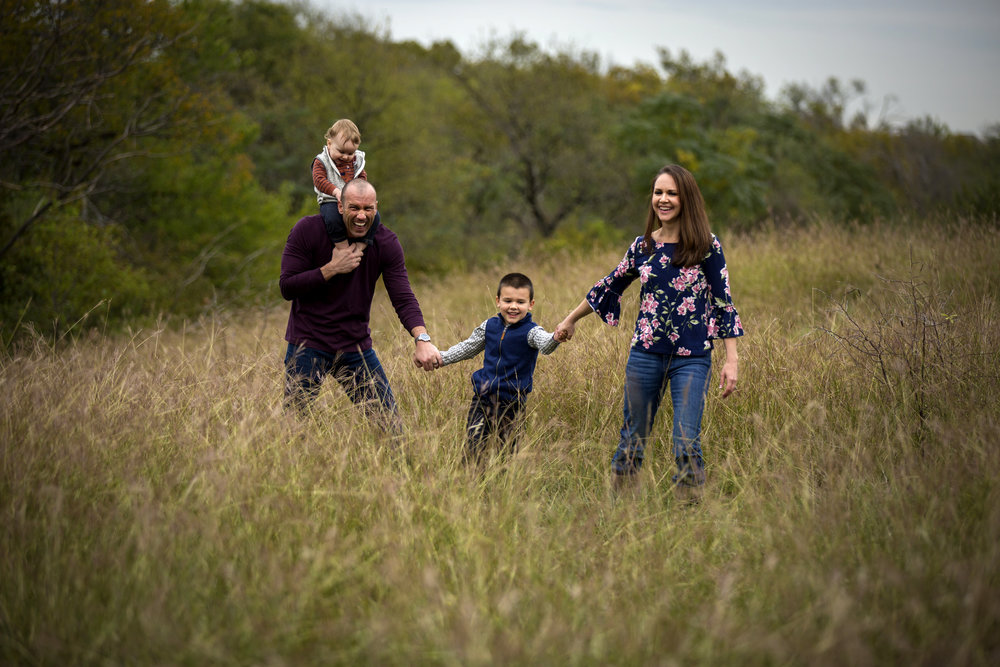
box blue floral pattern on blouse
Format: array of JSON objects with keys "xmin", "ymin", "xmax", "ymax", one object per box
[{"xmin": 587, "ymin": 235, "xmax": 743, "ymax": 356}]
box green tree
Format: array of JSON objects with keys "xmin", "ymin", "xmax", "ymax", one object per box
[
  {"xmin": 445, "ymin": 35, "xmax": 631, "ymax": 243},
  {"xmin": 0, "ymin": 0, "xmax": 287, "ymax": 335},
  {"xmin": 781, "ymin": 76, "xmax": 871, "ymax": 132},
  {"xmin": 619, "ymin": 50, "xmax": 773, "ymax": 228},
  {"xmin": 0, "ymin": 0, "xmax": 215, "ymax": 258},
  {"xmin": 776, "ymin": 78, "xmax": 902, "ymax": 220}
]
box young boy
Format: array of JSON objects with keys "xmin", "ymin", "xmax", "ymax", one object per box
[
  {"xmin": 311, "ymin": 118, "xmax": 381, "ymax": 246},
  {"xmin": 437, "ymin": 273, "xmax": 561, "ymax": 465}
]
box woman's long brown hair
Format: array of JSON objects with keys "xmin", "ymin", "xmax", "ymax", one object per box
[{"xmin": 641, "ymin": 164, "xmax": 712, "ymax": 267}]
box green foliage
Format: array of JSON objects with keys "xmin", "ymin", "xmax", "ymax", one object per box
[
  {"xmin": 963, "ymin": 125, "xmax": 1000, "ymax": 216},
  {"xmin": 1, "ymin": 0, "xmax": 997, "ymax": 340},
  {"xmin": 864, "ymin": 119, "xmax": 1000, "ymax": 218},
  {"xmin": 131, "ymin": 144, "xmax": 289, "ymax": 303},
  {"xmin": 444, "ymin": 35, "xmax": 633, "ymax": 241},
  {"xmin": 0, "ymin": 0, "xmax": 212, "ymax": 245},
  {"xmin": 528, "ymin": 216, "xmax": 631, "ymax": 257},
  {"xmin": 0, "ymin": 205, "xmax": 153, "ymax": 336},
  {"xmin": 0, "ymin": 0, "xmax": 291, "ymax": 337},
  {"xmin": 780, "ymin": 76, "xmax": 871, "ymax": 132},
  {"xmin": 619, "ymin": 52, "xmax": 903, "ymax": 227},
  {"xmin": 658, "ymin": 48, "xmax": 768, "ymax": 127},
  {"xmin": 619, "ymin": 91, "xmax": 772, "ymax": 228}
]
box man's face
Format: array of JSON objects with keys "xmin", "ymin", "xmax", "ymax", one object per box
[{"xmin": 338, "ymin": 184, "xmax": 378, "ymax": 239}]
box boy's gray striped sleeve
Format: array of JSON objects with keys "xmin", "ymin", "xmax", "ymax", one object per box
[
  {"xmin": 529, "ymin": 326, "xmax": 560, "ymax": 355},
  {"xmin": 440, "ymin": 320, "xmax": 488, "ymax": 366}
]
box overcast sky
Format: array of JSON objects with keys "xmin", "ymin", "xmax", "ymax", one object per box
[{"xmin": 309, "ymin": 0, "xmax": 1000, "ymax": 136}]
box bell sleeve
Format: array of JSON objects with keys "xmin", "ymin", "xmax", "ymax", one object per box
[
  {"xmin": 585, "ymin": 238, "xmax": 641, "ymax": 328},
  {"xmin": 703, "ymin": 235, "xmax": 743, "ymax": 339}
]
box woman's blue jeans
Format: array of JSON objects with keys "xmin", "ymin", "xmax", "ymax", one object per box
[
  {"xmin": 283, "ymin": 344, "xmax": 399, "ymax": 431},
  {"xmin": 612, "ymin": 348, "xmax": 711, "ymax": 485}
]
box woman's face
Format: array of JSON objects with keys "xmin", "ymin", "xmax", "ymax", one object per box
[{"xmin": 651, "ymin": 173, "xmax": 681, "ymax": 224}]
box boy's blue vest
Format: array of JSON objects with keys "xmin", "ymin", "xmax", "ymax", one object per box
[{"xmin": 471, "ymin": 313, "xmax": 540, "ymax": 401}]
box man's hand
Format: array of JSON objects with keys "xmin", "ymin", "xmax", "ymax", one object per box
[
  {"xmin": 414, "ymin": 340, "xmax": 443, "ymax": 371},
  {"xmin": 321, "ymin": 240, "xmax": 364, "ymax": 279}
]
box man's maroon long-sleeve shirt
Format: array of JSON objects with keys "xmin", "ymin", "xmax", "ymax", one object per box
[{"xmin": 279, "ymin": 215, "xmax": 425, "ymax": 353}]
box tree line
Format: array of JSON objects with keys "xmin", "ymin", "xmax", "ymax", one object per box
[{"xmin": 2, "ymin": 0, "xmax": 997, "ymax": 338}]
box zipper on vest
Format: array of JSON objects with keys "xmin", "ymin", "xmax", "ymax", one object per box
[{"xmin": 494, "ymin": 324, "xmax": 508, "ymax": 378}]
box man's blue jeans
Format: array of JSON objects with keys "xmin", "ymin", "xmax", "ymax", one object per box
[
  {"xmin": 612, "ymin": 348, "xmax": 711, "ymax": 485},
  {"xmin": 284, "ymin": 344, "xmax": 399, "ymax": 431}
]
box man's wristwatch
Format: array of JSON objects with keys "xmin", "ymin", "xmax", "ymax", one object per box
[{"xmin": 415, "ymin": 333, "xmax": 431, "ymax": 343}]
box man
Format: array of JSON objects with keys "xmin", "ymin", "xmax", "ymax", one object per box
[{"xmin": 279, "ymin": 178, "xmax": 442, "ymax": 428}]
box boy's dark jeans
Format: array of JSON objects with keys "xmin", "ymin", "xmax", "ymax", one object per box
[{"xmin": 464, "ymin": 394, "xmax": 526, "ymax": 465}]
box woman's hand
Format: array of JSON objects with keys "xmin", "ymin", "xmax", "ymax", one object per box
[
  {"xmin": 554, "ymin": 319, "xmax": 575, "ymax": 342},
  {"xmin": 719, "ymin": 358, "xmax": 738, "ymax": 398},
  {"xmin": 555, "ymin": 299, "xmax": 593, "ymax": 342},
  {"xmin": 719, "ymin": 338, "xmax": 739, "ymax": 398}
]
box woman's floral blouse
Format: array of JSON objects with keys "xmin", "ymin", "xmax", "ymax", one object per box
[{"xmin": 587, "ymin": 234, "xmax": 743, "ymax": 356}]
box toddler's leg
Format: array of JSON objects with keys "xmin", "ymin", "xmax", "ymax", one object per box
[{"xmin": 320, "ymin": 201, "xmax": 348, "ymax": 243}]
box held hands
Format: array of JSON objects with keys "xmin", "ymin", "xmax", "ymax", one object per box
[
  {"xmin": 322, "ymin": 240, "xmax": 364, "ymax": 279},
  {"xmin": 555, "ymin": 300, "xmax": 591, "ymax": 342},
  {"xmin": 554, "ymin": 319, "xmax": 576, "ymax": 343},
  {"xmin": 414, "ymin": 341, "xmax": 443, "ymax": 372}
]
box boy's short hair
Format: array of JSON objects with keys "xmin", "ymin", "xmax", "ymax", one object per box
[
  {"xmin": 325, "ymin": 119, "xmax": 361, "ymax": 143},
  {"xmin": 498, "ymin": 272, "xmax": 533, "ymax": 300}
]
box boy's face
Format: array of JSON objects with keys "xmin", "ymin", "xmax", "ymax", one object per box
[
  {"xmin": 496, "ymin": 285, "xmax": 534, "ymax": 325},
  {"xmin": 327, "ymin": 133, "xmax": 360, "ymax": 165}
]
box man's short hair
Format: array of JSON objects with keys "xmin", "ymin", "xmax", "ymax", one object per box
[{"xmin": 341, "ymin": 178, "xmax": 374, "ymax": 202}]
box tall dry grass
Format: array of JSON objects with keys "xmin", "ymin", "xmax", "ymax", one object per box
[{"xmin": 2, "ymin": 219, "xmax": 999, "ymax": 665}]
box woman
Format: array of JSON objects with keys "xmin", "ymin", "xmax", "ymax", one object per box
[{"xmin": 556, "ymin": 165, "xmax": 743, "ymax": 496}]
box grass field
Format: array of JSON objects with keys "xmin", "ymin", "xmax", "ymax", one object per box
[{"xmin": 3, "ymin": 219, "xmax": 999, "ymax": 665}]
